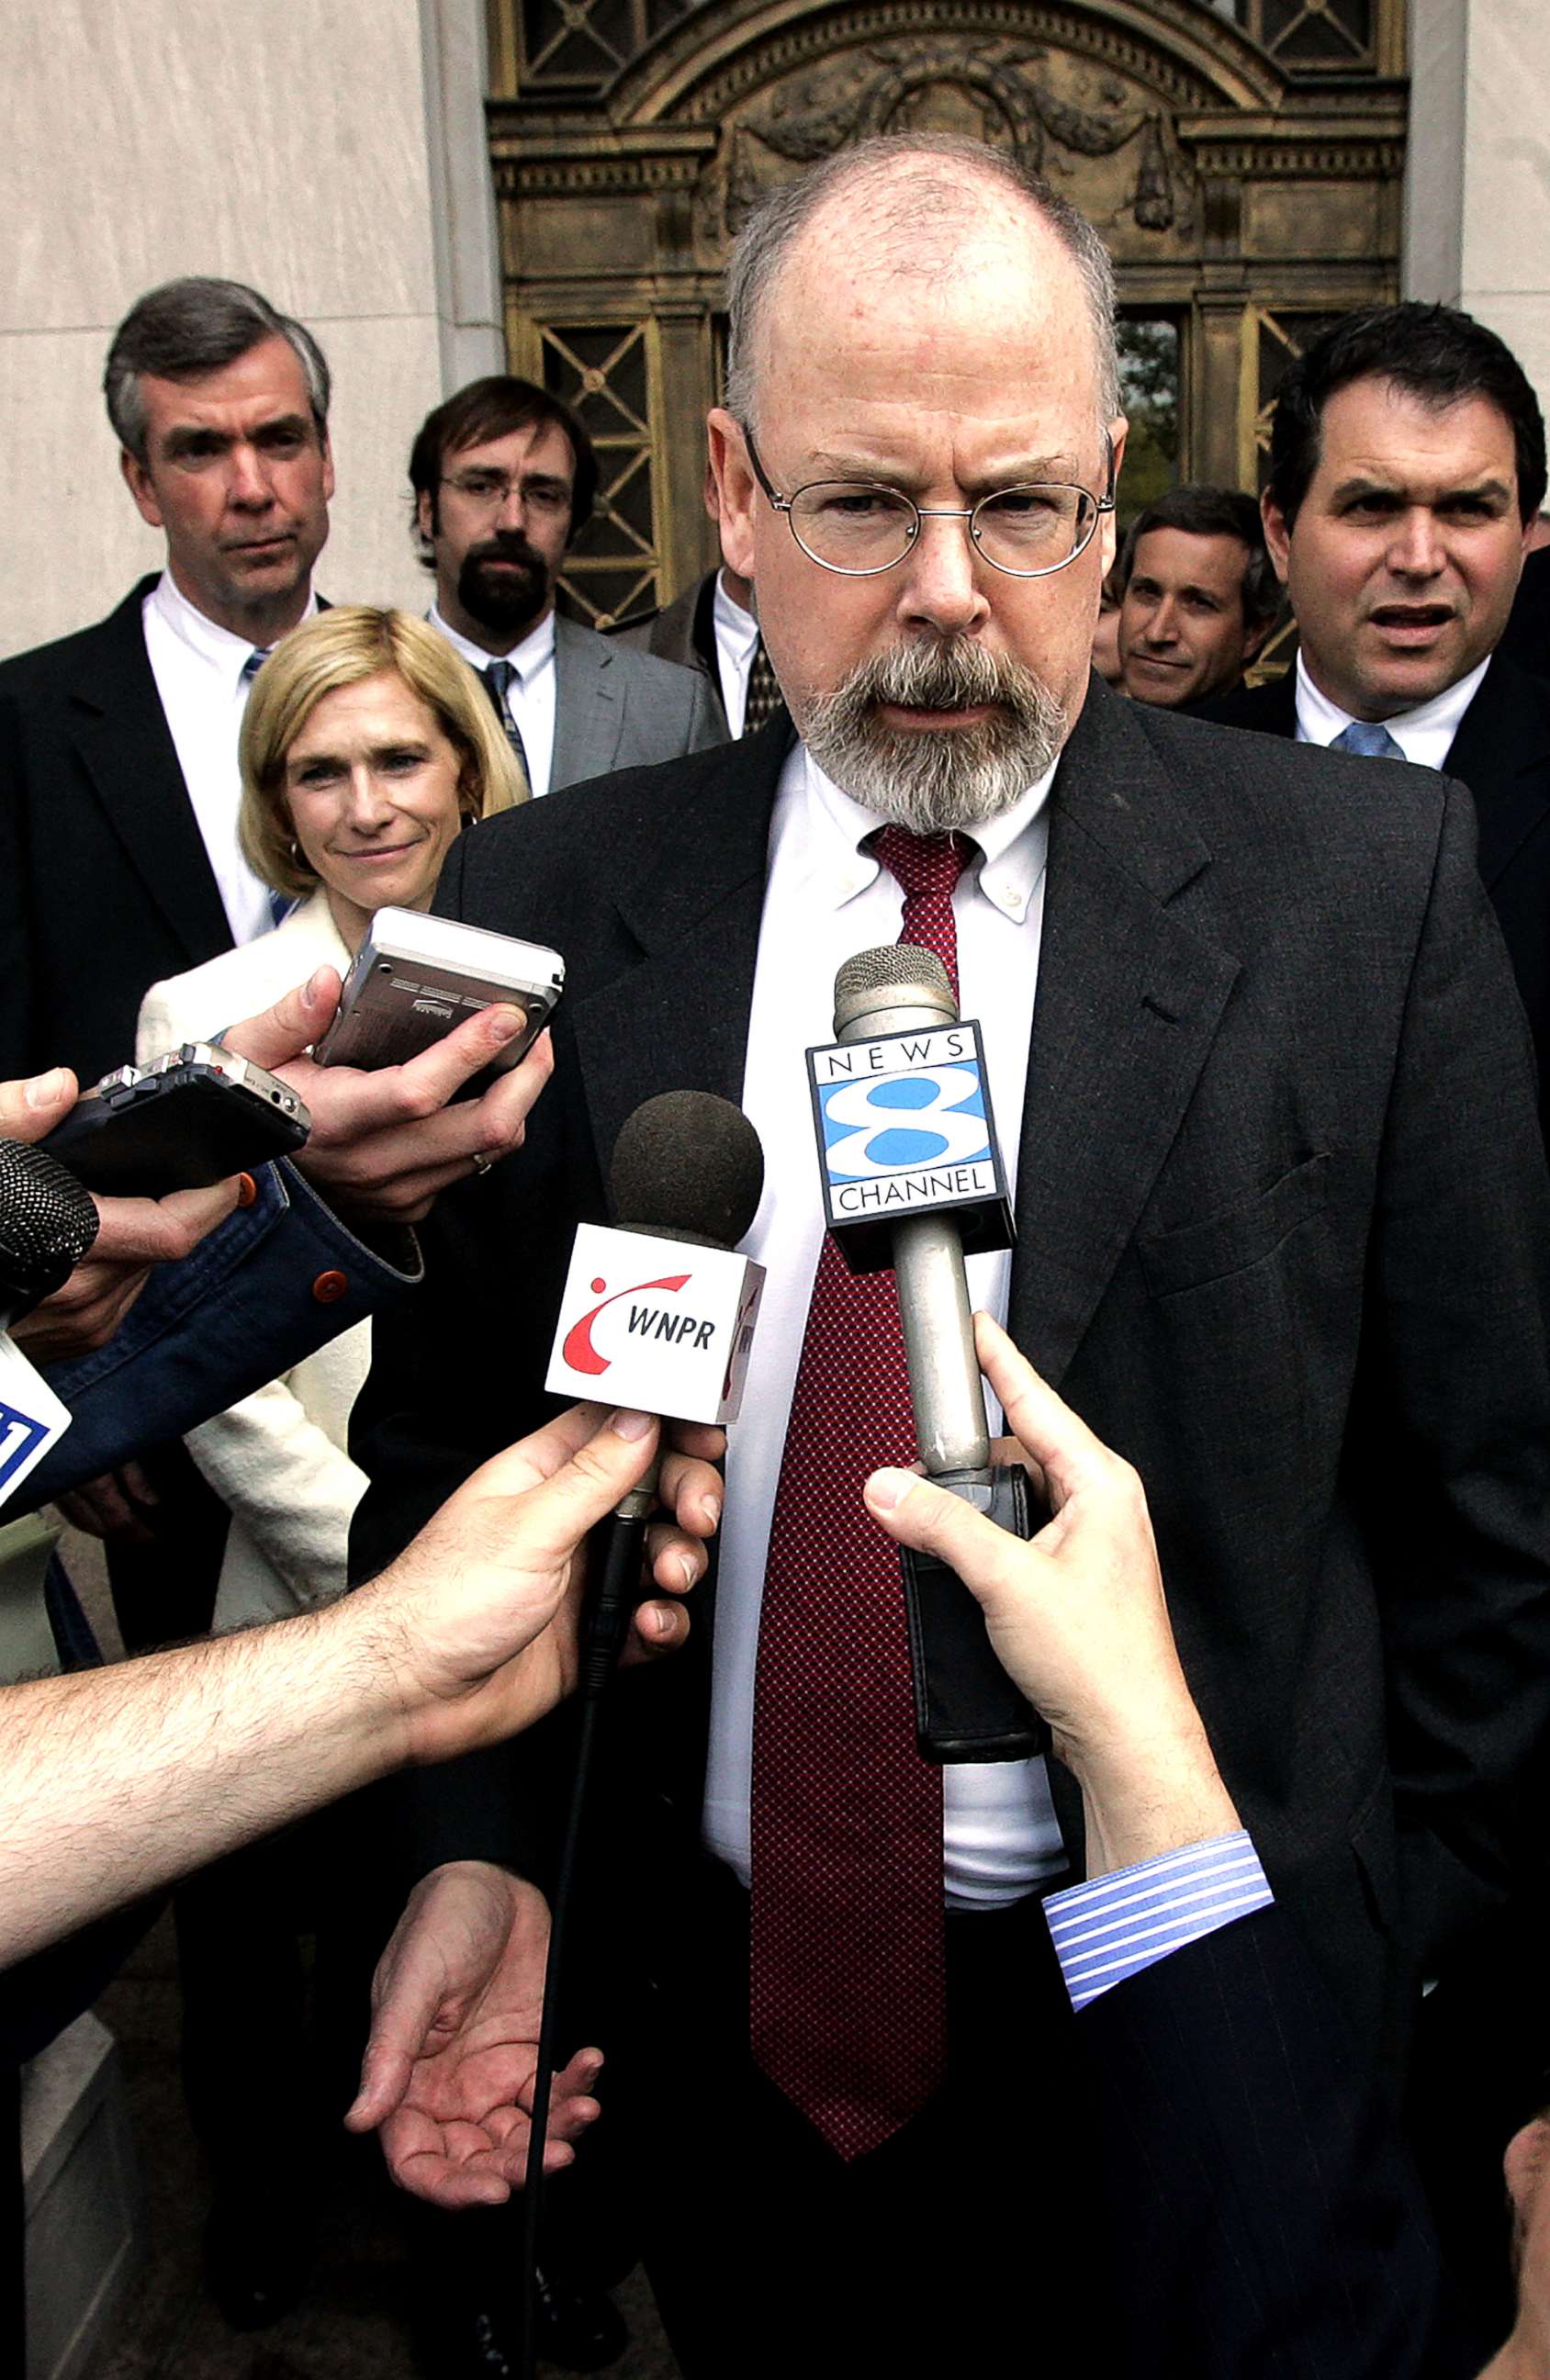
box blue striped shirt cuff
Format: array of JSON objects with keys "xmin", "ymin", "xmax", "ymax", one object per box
[{"xmin": 1044, "ymin": 1831, "xmax": 1273, "ymax": 2013}]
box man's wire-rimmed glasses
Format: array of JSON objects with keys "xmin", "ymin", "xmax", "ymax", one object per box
[
  {"xmin": 741, "ymin": 425, "xmax": 1115, "ymax": 579},
  {"xmin": 439, "ymin": 468, "xmax": 570, "ymax": 518}
]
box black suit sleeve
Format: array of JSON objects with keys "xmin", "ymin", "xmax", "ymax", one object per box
[{"xmin": 1086, "ymin": 1908, "xmax": 1483, "ymax": 2379}]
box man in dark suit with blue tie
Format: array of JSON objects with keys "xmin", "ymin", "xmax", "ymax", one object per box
[
  {"xmin": 0, "ymin": 275, "xmax": 335, "ymax": 1095},
  {"xmin": 1205, "ymin": 304, "xmax": 1550, "ymax": 1148}
]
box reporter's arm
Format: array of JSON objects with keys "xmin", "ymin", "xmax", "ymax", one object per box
[
  {"xmin": 864, "ymin": 1315, "xmax": 1258, "ymax": 2010},
  {"xmin": 0, "ymin": 1404, "xmax": 695, "ymax": 1965},
  {"xmin": 867, "ymin": 1316, "xmax": 1474, "ymax": 2380},
  {"xmin": 864, "ymin": 1311, "xmax": 1240, "ymax": 1876},
  {"xmin": 25, "ymin": 1157, "xmax": 416, "ymax": 1509}
]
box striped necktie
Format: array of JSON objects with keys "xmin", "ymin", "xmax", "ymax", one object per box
[
  {"xmin": 1332, "ymin": 718, "xmax": 1405, "ymax": 761},
  {"xmin": 238, "ymin": 648, "xmax": 289, "ymax": 926},
  {"xmin": 483, "ymin": 659, "xmax": 533, "ymax": 790},
  {"xmin": 749, "ymin": 824, "xmax": 972, "ymax": 2161},
  {"xmin": 742, "ymin": 636, "xmax": 782, "ymax": 736}
]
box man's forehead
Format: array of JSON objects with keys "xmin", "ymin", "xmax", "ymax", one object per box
[
  {"xmin": 448, "ymin": 419, "xmax": 575, "ymax": 478},
  {"xmin": 1312, "ymin": 374, "xmax": 1519, "ymax": 483},
  {"xmin": 142, "ymin": 336, "xmax": 310, "ymax": 432},
  {"xmin": 758, "ymin": 203, "xmax": 1102, "ymax": 433},
  {"xmin": 1133, "ymin": 527, "xmax": 1250, "ymax": 581}
]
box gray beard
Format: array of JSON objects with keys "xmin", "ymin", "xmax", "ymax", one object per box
[{"xmin": 800, "ymin": 636, "xmax": 1068, "ymax": 832}]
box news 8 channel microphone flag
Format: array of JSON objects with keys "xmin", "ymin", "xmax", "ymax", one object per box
[{"xmin": 807, "ymin": 944, "xmax": 1043, "ymax": 1762}]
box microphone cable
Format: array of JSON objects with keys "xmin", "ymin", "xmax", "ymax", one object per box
[{"xmin": 518, "ymin": 1091, "xmax": 764, "ymax": 2377}]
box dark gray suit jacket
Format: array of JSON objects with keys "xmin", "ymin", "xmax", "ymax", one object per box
[
  {"xmin": 0, "ymin": 577, "xmax": 237, "ymax": 1085},
  {"xmin": 1206, "ymin": 652, "xmax": 1550, "ymax": 1146},
  {"xmin": 610, "ymin": 569, "xmax": 732, "ymax": 736},
  {"xmin": 549, "ymin": 610, "xmax": 724, "ymax": 791},
  {"xmin": 349, "ymin": 679, "xmax": 1550, "ymax": 2067}
]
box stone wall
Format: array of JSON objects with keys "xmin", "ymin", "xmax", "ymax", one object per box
[{"xmin": 0, "ymin": 0, "xmax": 502, "ymax": 659}]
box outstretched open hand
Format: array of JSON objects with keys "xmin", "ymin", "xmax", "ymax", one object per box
[{"xmin": 345, "ymin": 1861, "xmax": 600, "ymax": 2206}]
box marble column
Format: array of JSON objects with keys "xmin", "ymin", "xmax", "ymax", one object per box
[
  {"xmin": 1405, "ymin": 0, "xmax": 1550, "ymax": 424},
  {"xmin": 0, "ymin": 0, "xmax": 503, "ymax": 658}
]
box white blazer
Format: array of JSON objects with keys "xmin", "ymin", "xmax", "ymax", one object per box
[{"xmin": 136, "ymin": 891, "xmax": 370, "ymax": 1630}]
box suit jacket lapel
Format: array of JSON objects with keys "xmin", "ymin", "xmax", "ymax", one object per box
[
  {"xmin": 566, "ymin": 716, "xmax": 792, "ymax": 1179},
  {"xmin": 550, "ymin": 613, "xmax": 621, "ymax": 791},
  {"xmin": 1444, "ymin": 654, "xmax": 1550, "ymax": 890},
  {"xmin": 1008, "ymin": 686, "xmax": 1241, "ymax": 1385},
  {"xmin": 66, "ymin": 578, "xmax": 233, "ymax": 961}
]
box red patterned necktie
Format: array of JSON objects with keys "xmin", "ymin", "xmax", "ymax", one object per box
[{"xmin": 750, "ymin": 824, "xmax": 972, "ymax": 2161}]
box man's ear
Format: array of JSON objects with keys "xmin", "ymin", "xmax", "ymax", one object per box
[
  {"xmin": 1098, "ymin": 416, "xmax": 1129, "ymax": 576},
  {"xmin": 320, "ymin": 430, "xmax": 336, "ymax": 507},
  {"xmin": 120, "ymin": 446, "xmax": 163, "ymax": 532},
  {"xmin": 415, "ymin": 486, "xmax": 436, "ymax": 556},
  {"xmin": 1241, "ymin": 610, "xmax": 1278, "ymax": 666},
  {"xmin": 1262, "ymin": 488, "xmax": 1293, "ymax": 588},
  {"xmin": 708, "ymin": 409, "xmax": 757, "ymax": 582},
  {"xmin": 1505, "ymin": 2115, "xmax": 1550, "ymax": 2221}
]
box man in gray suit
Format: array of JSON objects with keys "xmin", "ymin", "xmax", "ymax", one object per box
[{"xmin": 411, "ymin": 376, "xmax": 723, "ymax": 794}]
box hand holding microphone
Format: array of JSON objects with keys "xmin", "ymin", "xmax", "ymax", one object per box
[
  {"xmin": 864, "ymin": 1312, "xmax": 1240, "ymax": 1879},
  {"xmin": 547, "ymin": 1089, "xmax": 766, "ymax": 1690},
  {"xmin": 807, "ymin": 944, "xmax": 1042, "ymax": 1760}
]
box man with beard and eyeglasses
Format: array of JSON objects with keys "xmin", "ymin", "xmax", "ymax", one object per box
[
  {"xmin": 340, "ymin": 137, "xmax": 1550, "ymax": 2378},
  {"xmin": 410, "ymin": 376, "xmax": 723, "ymax": 798}
]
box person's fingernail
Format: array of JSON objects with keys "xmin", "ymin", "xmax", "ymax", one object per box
[
  {"xmin": 23, "ymin": 1067, "xmax": 68, "ymax": 1110},
  {"xmin": 867, "ymin": 1465, "xmax": 920, "ymax": 1511},
  {"xmin": 702, "ymin": 1493, "xmax": 722, "ymax": 1530},
  {"xmin": 487, "ymin": 1005, "xmax": 522, "ymax": 1045},
  {"xmin": 303, "ymin": 968, "xmax": 327, "ymax": 1010},
  {"xmin": 612, "ymin": 1408, "xmax": 653, "ymax": 1441},
  {"xmin": 677, "ymin": 1553, "xmax": 697, "ymax": 1593}
]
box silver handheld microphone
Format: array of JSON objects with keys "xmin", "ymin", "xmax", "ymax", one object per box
[{"xmin": 832, "ymin": 946, "xmax": 990, "ymax": 1480}]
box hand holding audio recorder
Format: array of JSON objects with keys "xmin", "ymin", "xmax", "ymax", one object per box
[{"xmin": 314, "ymin": 908, "xmax": 564, "ymax": 1074}]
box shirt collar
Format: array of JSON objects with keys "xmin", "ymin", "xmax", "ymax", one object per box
[
  {"xmin": 713, "ymin": 570, "xmax": 761, "ymax": 663},
  {"xmin": 796, "ymin": 745, "xmax": 1055, "ymax": 924},
  {"xmin": 430, "ymin": 601, "xmax": 556, "ymax": 684},
  {"xmin": 1294, "ymin": 649, "xmax": 1491, "ymax": 771},
  {"xmin": 149, "ymin": 570, "xmax": 317, "ymax": 686}
]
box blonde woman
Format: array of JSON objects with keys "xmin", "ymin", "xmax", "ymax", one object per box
[
  {"xmin": 131, "ymin": 605, "xmax": 525, "ymax": 2324},
  {"xmin": 137, "ymin": 605, "xmax": 523, "ymax": 1628}
]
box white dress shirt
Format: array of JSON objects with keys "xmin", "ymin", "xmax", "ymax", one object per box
[
  {"xmin": 712, "ymin": 571, "xmax": 762, "ymax": 738},
  {"xmin": 1292, "ymin": 649, "xmax": 1489, "ymax": 770},
  {"xmin": 430, "ymin": 602, "xmax": 557, "ymax": 797},
  {"xmin": 141, "ymin": 573, "xmax": 317, "ymax": 944},
  {"xmin": 703, "ymin": 741, "xmax": 1069, "ymax": 1910}
]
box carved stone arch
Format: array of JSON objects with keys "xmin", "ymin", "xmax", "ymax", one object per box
[{"xmin": 487, "ymin": 0, "xmax": 1406, "ymax": 628}]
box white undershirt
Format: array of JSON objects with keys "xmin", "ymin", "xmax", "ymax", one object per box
[
  {"xmin": 704, "ymin": 741, "xmax": 1069, "ymax": 1909},
  {"xmin": 430, "ymin": 603, "xmax": 557, "ymax": 797},
  {"xmin": 141, "ymin": 573, "xmax": 317, "ymax": 944},
  {"xmin": 712, "ymin": 570, "xmax": 761, "ymax": 738},
  {"xmin": 1293, "ymin": 649, "xmax": 1489, "ymax": 770}
]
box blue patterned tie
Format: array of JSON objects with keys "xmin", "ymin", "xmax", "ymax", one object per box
[
  {"xmin": 1332, "ymin": 719, "xmax": 1405, "ymax": 762},
  {"xmin": 483, "ymin": 660, "xmax": 533, "ymax": 789},
  {"xmin": 237, "ymin": 648, "xmax": 291, "ymax": 926}
]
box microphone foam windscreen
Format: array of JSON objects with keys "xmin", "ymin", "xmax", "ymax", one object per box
[
  {"xmin": 609, "ymin": 1093, "xmax": 764, "ymax": 1251},
  {"xmin": 834, "ymin": 943, "xmax": 953, "ymax": 1005},
  {"xmin": 0, "ymin": 1139, "xmax": 101, "ymax": 1293}
]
